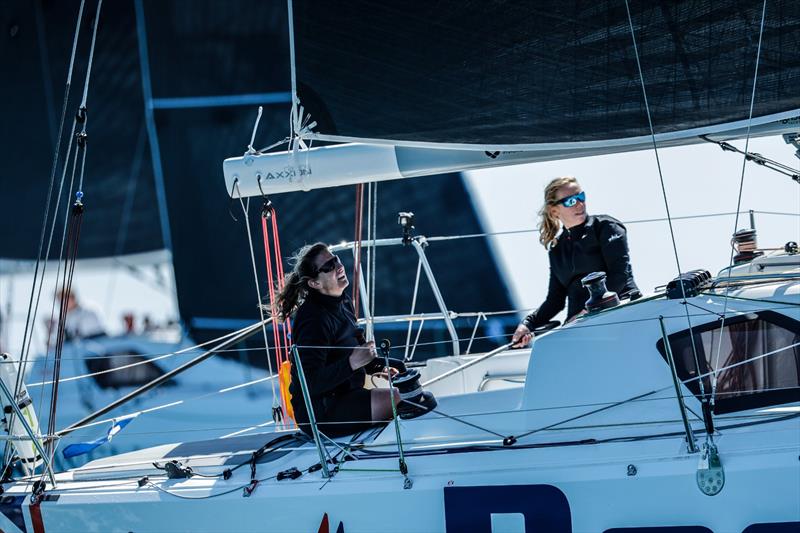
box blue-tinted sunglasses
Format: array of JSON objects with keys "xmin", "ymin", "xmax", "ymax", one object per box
[{"xmin": 555, "ymin": 191, "xmax": 586, "ymax": 208}]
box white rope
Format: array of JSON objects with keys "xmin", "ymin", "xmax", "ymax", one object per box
[
  {"xmin": 370, "ymin": 183, "xmax": 378, "ymax": 337},
  {"xmin": 234, "ymin": 183, "xmax": 278, "ymax": 402},
  {"xmin": 711, "ymin": 0, "xmax": 770, "ymax": 409},
  {"xmin": 26, "ymin": 325, "xmax": 252, "ymax": 388},
  {"xmin": 246, "ymin": 106, "xmax": 263, "ymax": 154},
  {"xmin": 59, "ymin": 374, "xmax": 278, "ymax": 435}
]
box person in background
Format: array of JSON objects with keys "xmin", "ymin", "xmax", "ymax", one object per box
[
  {"xmin": 50, "ymin": 288, "xmax": 107, "ymax": 343},
  {"xmin": 275, "ymin": 242, "xmax": 399, "ymax": 437},
  {"xmin": 512, "ymin": 176, "xmax": 640, "ymax": 347}
]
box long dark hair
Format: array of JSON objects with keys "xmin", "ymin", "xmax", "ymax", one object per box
[{"xmin": 274, "ymin": 242, "xmax": 329, "ymax": 322}]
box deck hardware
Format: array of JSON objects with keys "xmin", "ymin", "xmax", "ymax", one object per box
[
  {"xmin": 696, "ymin": 442, "xmax": 724, "ymax": 496},
  {"xmin": 277, "ymin": 467, "xmax": 303, "ymax": 481},
  {"xmin": 503, "ymin": 436, "xmax": 517, "ymax": 447},
  {"xmin": 222, "ymin": 469, "xmax": 232, "ymax": 480},
  {"xmin": 155, "ymin": 460, "xmax": 194, "ymax": 479},
  {"xmin": 398, "ymin": 212, "xmax": 415, "ymax": 245},
  {"xmin": 31, "ymin": 480, "xmax": 45, "ymax": 497},
  {"xmin": 137, "ymin": 476, "xmax": 149, "ymax": 487},
  {"xmin": 581, "ymin": 272, "xmax": 620, "ymax": 312},
  {"xmin": 626, "ymin": 464, "xmax": 637, "ymax": 476},
  {"xmin": 308, "ymin": 463, "xmax": 322, "ymax": 473}
]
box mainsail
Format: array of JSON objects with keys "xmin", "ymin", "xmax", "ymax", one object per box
[
  {"xmin": 291, "ymin": 0, "xmax": 800, "ymax": 148},
  {"xmin": 224, "ymin": 0, "xmax": 800, "ymax": 197}
]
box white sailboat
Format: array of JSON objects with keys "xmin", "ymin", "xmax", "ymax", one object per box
[{"xmin": 0, "ymin": 0, "xmax": 798, "ymax": 531}]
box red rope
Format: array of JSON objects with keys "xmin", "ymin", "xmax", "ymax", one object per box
[
  {"xmin": 270, "ymin": 210, "xmax": 292, "ymax": 362},
  {"xmin": 261, "ymin": 207, "xmax": 291, "ymax": 421}
]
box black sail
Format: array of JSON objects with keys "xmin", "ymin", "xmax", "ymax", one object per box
[
  {"xmin": 292, "ymin": 0, "xmax": 800, "ymax": 146},
  {"xmin": 2, "ymin": 1, "xmax": 514, "ymax": 361}
]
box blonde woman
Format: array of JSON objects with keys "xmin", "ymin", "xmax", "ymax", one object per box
[{"xmin": 511, "ymin": 177, "xmax": 639, "ymax": 347}]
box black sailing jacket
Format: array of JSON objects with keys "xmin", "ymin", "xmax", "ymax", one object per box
[
  {"xmin": 523, "ymin": 214, "xmax": 639, "ymax": 330},
  {"xmin": 289, "ymin": 290, "xmax": 364, "ymax": 424}
]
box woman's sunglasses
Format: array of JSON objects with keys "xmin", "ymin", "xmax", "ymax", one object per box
[
  {"xmin": 555, "ymin": 191, "xmax": 586, "ymax": 208},
  {"xmin": 316, "ymin": 254, "xmax": 342, "ymax": 274}
]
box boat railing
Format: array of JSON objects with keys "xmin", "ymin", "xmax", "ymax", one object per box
[{"xmin": 331, "ymin": 235, "xmax": 463, "ymax": 357}]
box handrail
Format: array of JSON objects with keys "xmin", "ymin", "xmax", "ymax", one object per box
[
  {"xmin": 422, "ymin": 342, "xmax": 514, "ymax": 388},
  {"xmin": 335, "ymin": 234, "xmax": 462, "ymax": 356}
]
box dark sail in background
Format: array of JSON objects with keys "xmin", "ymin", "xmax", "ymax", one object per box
[
  {"xmin": 293, "ymin": 0, "xmax": 800, "ymax": 146},
  {"xmin": 1, "ymin": 1, "xmax": 514, "ymax": 362}
]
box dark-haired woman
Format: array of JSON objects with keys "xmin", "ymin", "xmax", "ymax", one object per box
[
  {"xmin": 512, "ymin": 176, "xmax": 640, "ymax": 347},
  {"xmin": 275, "ymin": 243, "xmax": 399, "ymax": 437}
]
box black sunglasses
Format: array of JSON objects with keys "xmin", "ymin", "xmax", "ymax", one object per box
[{"xmin": 315, "ymin": 254, "xmax": 342, "ymax": 274}]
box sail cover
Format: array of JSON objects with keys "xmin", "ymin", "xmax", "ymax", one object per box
[{"xmin": 292, "ymin": 0, "xmax": 800, "ymax": 147}]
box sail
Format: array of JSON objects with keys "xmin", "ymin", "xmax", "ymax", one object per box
[
  {"xmin": 0, "ymin": 0, "xmax": 291, "ymax": 261},
  {"xmin": 292, "ymin": 0, "xmax": 800, "ymax": 148},
  {"xmin": 3, "ymin": 1, "xmax": 513, "ymax": 361}
]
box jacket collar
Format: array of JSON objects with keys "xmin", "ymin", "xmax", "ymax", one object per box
[
  {"xmin": 307, "ymin": 288, "xmax": 347, "ymax": 311},
  {"xmin": 560, "ymin": 215, "xmax": 591, "ymax": 241}
]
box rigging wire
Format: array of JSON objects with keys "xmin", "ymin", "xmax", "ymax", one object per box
[
  {"xmin": 233, "ymin": 185, "xmax": 279, "ymax": 411},
  {"xmin": 16, "ymin": 0, "xmax": 86, "ymax": 371},
  {"xmin": 710, "ymin": 0, "xmax": 770, "ymax": 411},
  {"xmin": 623, "ymin": 0, "xmax": 711, "ymax": 438},
  {"xmin": 701, "ymin": 136, "xmax": 800, "ymax": 183}
]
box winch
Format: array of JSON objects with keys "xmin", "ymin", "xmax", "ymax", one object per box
[
  {"xmin": 357, "ymin": 329, "xmax": 436, "ymax": 419},
  {"xmin": 580, "ymin": 272, "xmax": 620, "ymax": 312}
]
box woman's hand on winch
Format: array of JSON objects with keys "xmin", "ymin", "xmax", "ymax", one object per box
[
  {"xmin": 373, "ymin": 367, "xmax": 400, "ymax": 381},
  {"xmin": 511, "ymin": 324, "xmax": 532, "ymax": 348},
  {"xmin": 349, "ymin": 340, "xmax": 377, "ymax": 370}
]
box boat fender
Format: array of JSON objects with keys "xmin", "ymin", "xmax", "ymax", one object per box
[{"xmin": 277, "ymin": 466, "xmax": 302, "ymax": 481}]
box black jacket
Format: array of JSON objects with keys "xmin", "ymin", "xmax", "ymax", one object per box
[
  {"xmin": 523, "ymin": 214, "xmax": 638, "ymax": 329},
  {"xmin": 289, "ymin": 290, "xmax": 364, "ymax": 424}
]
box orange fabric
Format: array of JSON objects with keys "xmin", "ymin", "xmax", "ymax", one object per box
[{"xmin": 279, "ymin": 360, "xmax": 295, "ymax": 423}]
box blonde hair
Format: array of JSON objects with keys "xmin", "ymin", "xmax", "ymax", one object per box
[{"xmin": 537, "ymin": 176, "xmax": 579, "ymax": 249}]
